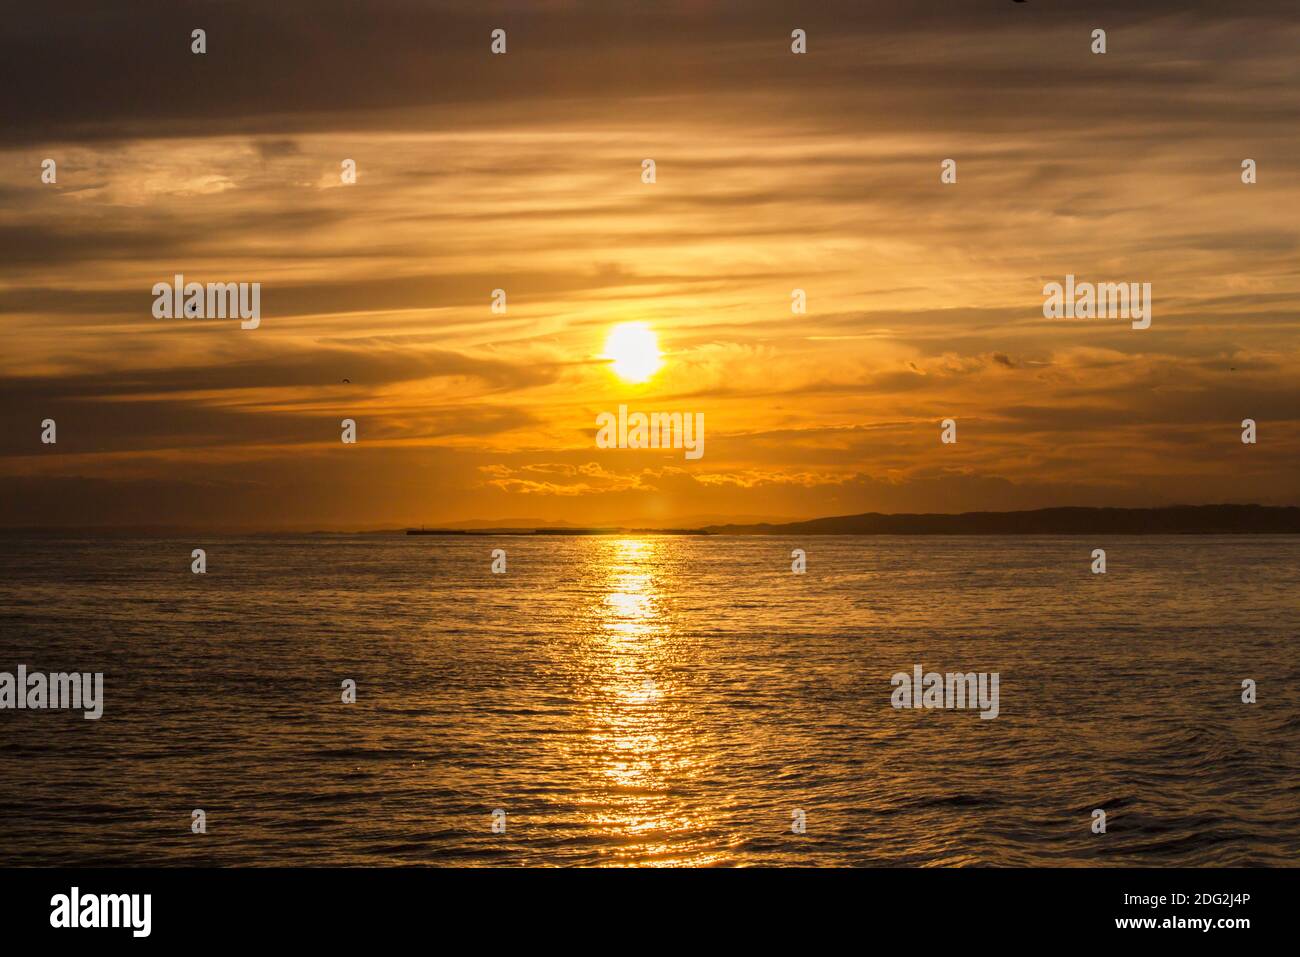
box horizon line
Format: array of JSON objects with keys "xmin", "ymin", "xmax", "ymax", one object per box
[{"xmin": 2, "ymin": 503, "xmax": 1297, "ymax": 537}]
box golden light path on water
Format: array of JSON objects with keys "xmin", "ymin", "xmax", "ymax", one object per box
[{"xmin": 582, "ymin": 538, "xmax": 729, "ymax": 866}]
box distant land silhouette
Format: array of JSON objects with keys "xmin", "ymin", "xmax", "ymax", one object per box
[
  {"xmin": 703, "ymin": 504, "xmax": 1300, "ymax": 536},
  {"xmin": 404, "ymin": 505, "xmax": 1300, "ymax": 536},
  {"xmin": 3, "ymin": 505, "xmax": 1297, "ymax": 537}
]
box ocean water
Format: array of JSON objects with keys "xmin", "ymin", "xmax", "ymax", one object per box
[{"xmin": 0, "ymin": 534, "xmax": 1296, "ymax": 867}]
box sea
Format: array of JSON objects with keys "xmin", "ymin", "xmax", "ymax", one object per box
[{"xmin": 0, "ymin": 534, "xmax": 1296, "ymax": 866}]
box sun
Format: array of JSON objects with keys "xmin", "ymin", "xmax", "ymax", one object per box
[{"xmin": 603, "ymin": 322, "xmax": 663, "ymax": 383}]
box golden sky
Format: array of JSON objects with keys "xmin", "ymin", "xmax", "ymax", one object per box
[{"xmin": 1, "ymin": 1, "xmax": 1297, "ymax": 529}]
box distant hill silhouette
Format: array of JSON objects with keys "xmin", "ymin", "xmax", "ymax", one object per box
[{"xmin": 704, "ymin": 505, "xmax": 1300, "ymax": 535}]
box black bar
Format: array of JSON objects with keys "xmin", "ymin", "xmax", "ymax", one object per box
[{"xmin": 0, "ymin": 867, "xmax": 1285, "ymax": 943}]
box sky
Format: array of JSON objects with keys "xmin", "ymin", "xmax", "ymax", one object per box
[{"xmin": 2, "ymin": 0, "xmax": 1297, "ymax": 530}]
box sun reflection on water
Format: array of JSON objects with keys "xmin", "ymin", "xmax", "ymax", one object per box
[
  {"xmin": 601, "ymin": 540, "xmax": 661, "ymax": 642},
  {"xmin": 581, "ymin": 538, "xmax": 727, "ymax": 866}
]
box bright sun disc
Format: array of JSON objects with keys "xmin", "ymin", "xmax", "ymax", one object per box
[{"xmin": 603, "ymin": 322, "xmax": 663, "ymax": 382}]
